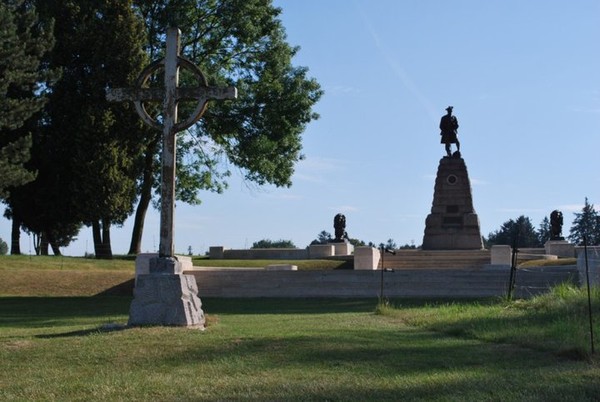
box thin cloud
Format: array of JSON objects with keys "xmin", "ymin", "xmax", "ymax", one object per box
[
  {"xmin": 558, "ymin": 204, "xmax": 585, "ymax": 212},
  {"xmin": 326, "ymin": 84, "xmax": 361, "ymax": 95},
  {"xmin": 329, "ymin": 205, "xmax": 359, "ymax": 213},
  {"xmin": 268, "ymin": 193, "xmax": 303, "ymax": 201},
  {"xmin": 294, "ymin": 156, "xmax": 347, "ymax": 183},
  {"xmin": 356, "ymin": 2, "xmax": 438, "ymax": 122},
  {"xmin": 470, "ymin": 178, "xmax": 488, "ymax": 185}
]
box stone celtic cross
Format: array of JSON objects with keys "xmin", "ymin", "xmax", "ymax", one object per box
[{"xmin": 107, "ymin": 27, "xmax": 237, "ymax": 258}]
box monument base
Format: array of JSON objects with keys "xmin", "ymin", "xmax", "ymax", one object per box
[
  {"xmin": 422, "ymin": 156, "xmax": 484, "ymax": 250},
  {"xmin": 545, "ymin": 240, "xmax": 575, "ymax": 258},
  {"xmin": 129, "ymin": 257, "xmax": 205, "ymax": 328},
  {"xmin": 331, "ymin": 241, "xmax": 354, "ymax": 256}
]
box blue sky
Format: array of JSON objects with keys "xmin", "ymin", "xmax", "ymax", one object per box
[{"xmin": 3, "ymin": 0, "xmax": 600, "ymax": 256}]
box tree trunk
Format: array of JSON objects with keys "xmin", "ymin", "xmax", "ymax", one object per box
[
  {"xmin": 128, "ymin": 141, "xmax": 157, "ymax": 255},
  {"xmin": 46, "ymin": 232, "xmax": 61, "ymax": 256},
  {"xmin": 10, "ymin": 217, "xmax": 21, "ymax": 255},
  {"xmin": 50, "ymin": 242, "xmax": 62, "ymax": 256},
  {"xmin": 32, "ymin": 233, "xmax": 40, "ymax": 255},
  {"xmin": 93, "ymin": 219, "xmax": 113, "ymax": 259},
  {"xmin": 102, "ymin": 218, "xmax": 113, "ymax": 259},
  {"xmin": 40, "ymin": 233, "xmax": 49, "ymax": 256}
]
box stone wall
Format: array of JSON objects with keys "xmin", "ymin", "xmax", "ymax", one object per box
[{"xmin": 187, "ymin": 266, "xmax": 578, "ymax": 299}]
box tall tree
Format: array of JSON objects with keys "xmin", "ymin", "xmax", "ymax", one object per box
[
  {"xmin": 126, "ymin": 0, "xmax": 322, "ymax": 254},
  {"xmin": 568, "ymin": 197, "xmax": 600, "ymax": 246},
  {"xmin": 311, "ymin": 230, "xmax": 332, "ymax": 245},
  {"xmin": 486, "ymin": 215, "xmax": 541, "ymax": 248},
  {"xmin": 0, "ymin": 1, "xmax": 57, "ymax": 254},
  {"xmin": 538, "ymin": 216, "xmax": 551, "ymax": 245},
  {"xmin": 0, "ymin": 0, "xmax": 56, "ymax": 198},
  {"xmin": 8, "ymin": 0, "xmax": 149, "ymax": 258}
]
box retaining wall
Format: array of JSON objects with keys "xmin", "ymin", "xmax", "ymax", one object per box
[{"xmin": 187, "ymin": 266, "xmax": 578, "ymax": 299}]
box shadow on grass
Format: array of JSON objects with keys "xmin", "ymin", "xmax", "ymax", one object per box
[
  {"xmin": 0, "ymin": 296, "xmax": 131, "ymax": 328},
  {"xmin": 201, "ymin": 297, "xmax": 379, "ymax": 314},
  {"xmin": 34, "ymin": 323, "xmax": 129, "ymax": 339},
  {"xmin": 95, "ymin": 278, "xmax": 134, "ymax": 296},
  {"xmin": 149, "ymin": 324, "xmax": 600, "ymax": 400}
]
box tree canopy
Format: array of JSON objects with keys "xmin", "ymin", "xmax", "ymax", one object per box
[
  {"xmin": 3, "ymin": 0, "xmax": 322, "ymax": 257},
  {"xmin": 568, "ymin": 198, "xmax": 600, "ymax": 246},
  {"xmin": 126, "ymin": 0, "xmax": 323, "ymax": 253},
  {"xmin": 252, "ymin": 239, "xmax": 296, "ymax": 249},
  {"xmin": 0, "ymin": 0, "xmax": 56, "ymax": 198},
  {"xmin": 6, "ymin": 0, "xmax": 148, "ymax": 257},
  {"xmin": 486, "ymin": 215, "xmax": 542, "ymax": 248}
]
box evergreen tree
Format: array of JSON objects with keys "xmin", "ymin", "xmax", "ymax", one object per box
[
  {"xmin": 379, "ymin": 239, "xmax": 398, "ymax": 251},
  {"xmin": 310, "ymin": 230, "xmax": 332, "ymax": 245},
  {"xmin": 486, "ymin": 215, "xmax": 541, "ymax": 248},
  {"xmin": 0, "ymin": 0, "xmax": 56, "ymax": 198},
  {"xmin": 252, "ymin": 239, "xmax": 296, "ymax": 248},
  {"xmin": 348, "ymin": 238, "xmax": 367, "ymax": 247},
  {"xmin": 538, "ymin": 216, "xmax": 551, "ymax": 245},
  {"xmin": 7, "ymin": 0, "xmax": 149, "ymax": 258},
  {"xmin": 568, "ymin": 197, "xmax": 600, "ymax": 245}
]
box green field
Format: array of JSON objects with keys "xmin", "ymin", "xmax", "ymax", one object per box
[{"xmin": 1, "ymin": 255, "xmax": 599, "ymax": 401}]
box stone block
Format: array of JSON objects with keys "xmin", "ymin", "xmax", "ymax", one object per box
[
  {"xmin": 332, "ymin": 242, "xmax": 354, "ymax": 256},
  {"xmin": 135, "ymin": 254, "xmax": 191, "ymax": 285},
  {"xmin": 309, "ymin": 244, "xmax": 334, "ymax": 258},
  {"xmin": 129, "ymin": 273, "xmax": 205, "ymax": 328},
  {"xmin": 545, "ymin": 240, "xmax": 575, "ymax": 258},
  {"xmin": 354, "ymin": 247, "xmax": 380, "ymax": 270},
  {"xmin": 209, "ymin": 246, "xmax": 225, "ymax": 259},
  {"xmin": 490, "ymin": 245, "xmax": 512, "ymax": 265},
  {"xmin": 149, "ymin": 256, "xmax": 183, "ymax": 274}
]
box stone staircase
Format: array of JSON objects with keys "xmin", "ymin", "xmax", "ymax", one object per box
[{"xmin": 379, "ymin": 249, "xmax": 491, "ymax": 270}]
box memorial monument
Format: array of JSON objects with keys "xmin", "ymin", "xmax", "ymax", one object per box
[
  {"xmin": 422, "ymin": 107, "xmax": 484, "ymax": 250},
  {"xmin": 332, "ymin": 213, "xmax": 349, "ymax": 242},
  {"xmin": 545, "ymin": 209, "xmax": 574, "ymax": 257},
  {"xmin": 550, "ymin": 210, "xmax": 564, "ymax": 240},
  {"xmin": 107, "ymin": 28, "xmax": 237, "ymax": 327}
]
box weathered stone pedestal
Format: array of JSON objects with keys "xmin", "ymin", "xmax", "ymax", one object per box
[
  {"xmin": 129, "ymin": 256, "xmax": 205, "ymax": 329},
  {"xmin": 545, "ymin": 240, "xmax": 575, "ymax": 258},
  {"xmin": 422, "ymin": 156, "xmax": 484, "ymax": 250},
  {"xmin": 331, "ymin": 241, "xmax": 354, "ymax": 256},
  {"xmin": 354, "ymin": 247, "xmax": 380, "ymax": 270}
]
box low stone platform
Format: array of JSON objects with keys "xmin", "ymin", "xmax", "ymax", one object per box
[{"xmin": 187, "ymin": 265, "xmax": 578, "ymax": 299}]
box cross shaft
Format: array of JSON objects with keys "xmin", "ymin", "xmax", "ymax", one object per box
[{"xmin": 106, "ymin": 27, "xmax": 237, "ymax": 258}]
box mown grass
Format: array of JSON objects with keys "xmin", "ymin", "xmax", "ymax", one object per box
[
  {"xmin": 0, "ymin": 255, "xmax": 135, "ymax": 297},
  {"xmin": 1, "ymin": 257, "xmax": 599, "ymax": 400},
  {"xmin": 377, "ymin": 283, "xmax": 600, "ymax": 359},
  {"xmin": 0, "ymin": 255, "xmax": 134, "ymax": 271},
  {"xmin": 520, "ymin": 258, "xmax": 578, "ymax": 267},
  {"xmin": 2, "ymin": 296, "xmax": 600, "ymax": 401},
  {"xmin": 0, "ymin": 255, "xmax": 347, "ymax": 297}
]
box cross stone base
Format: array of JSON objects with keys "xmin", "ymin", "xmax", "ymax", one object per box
[{"xmin": 129, "ymin": 258, "xmax": 204, "ymax": 328}]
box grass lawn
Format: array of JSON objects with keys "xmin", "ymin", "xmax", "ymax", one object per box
[{"xmin": 0, "ymin": 256, "xmax": 599, "ymax": 401}]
